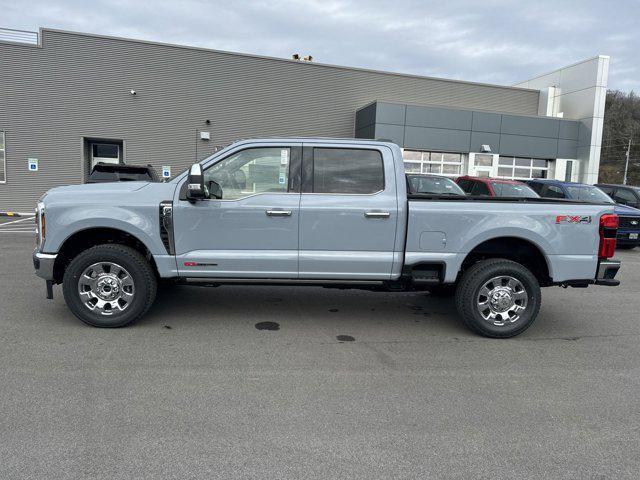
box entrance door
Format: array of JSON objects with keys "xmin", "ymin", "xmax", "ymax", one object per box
[
  {"xmin": 172, "ymin": 143, "xmax": 302, "ymax": 278},
  {"xmin": 471, "ymin": 153, "xmax": 495, "ymax": 177},
  {"xmin": 298, "ymin": 143, "xmax": 398, "ymax": 279}
]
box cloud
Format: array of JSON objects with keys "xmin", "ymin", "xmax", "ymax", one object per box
[{"xmin": 4, "ymin": 0, "xmax": 639, "ymax": 91}]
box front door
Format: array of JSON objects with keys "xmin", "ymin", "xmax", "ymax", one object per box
[
  {"xmin": 298, "ymin": 143, "xmax": 398, "ymax": 280},
  {"xmin": 173, "ymin": 143, "xmax": 301, "ymax": 278}
]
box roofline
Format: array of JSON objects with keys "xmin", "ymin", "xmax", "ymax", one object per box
[
  {"xmin": 27, "ymin": 27, "xmax": 540, "ymax": 94},
  {"xmin": 514, "ymin": 55, "xmax": 610, "ymax": 86}
]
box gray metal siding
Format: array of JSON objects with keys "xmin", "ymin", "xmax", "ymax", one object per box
[
  {"xmin": 0, "ymin": 29, "xmax": 540, "ymax": 211},
  {"xmin": 358, "ymin": 101, "xmax": 580, "ymax": 160}
]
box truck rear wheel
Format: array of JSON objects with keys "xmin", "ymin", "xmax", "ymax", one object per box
[
  {"xmin": 455, "ymin": 259, "xmax": 541, "ymax": 338},
  {"xmin": 63, "ymin": 244, "xmax": 157, "ymax": 328}
]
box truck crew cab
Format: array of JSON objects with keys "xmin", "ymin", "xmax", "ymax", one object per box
[{"xmin": 34, "ymin": 139, "xmax": 621, "ymax": 338}]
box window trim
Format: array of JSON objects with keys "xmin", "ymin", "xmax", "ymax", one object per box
[
  {"xmin": 302, "ymin": 146, "xmax": 386, "ymax": 196},
  {"xmin": 0, "ymin": 131, "xmax": 6, "ymax": 184}
]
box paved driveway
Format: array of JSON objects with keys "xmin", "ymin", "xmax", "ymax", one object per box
[{"xmin": 1, "ymin": 233, "xmax": 639, "ymax": 479}]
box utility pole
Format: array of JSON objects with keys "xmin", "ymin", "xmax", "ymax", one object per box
[{"xmin": 623, "ymin": 138, "xmax": 632, "ymax": 185}]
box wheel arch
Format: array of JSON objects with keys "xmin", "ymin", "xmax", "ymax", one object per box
[
  {"xmin": 53, "ymin": 227, "xmax": 158, "ymax": 283},
  {"xmin": 459, "ymin": 236, "xmax": 552, "ymax": 286}
]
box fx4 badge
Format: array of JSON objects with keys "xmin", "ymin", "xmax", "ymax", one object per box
[{"xmin": 556, "ymin": 215, "xmax": 592, "ymax": 224}]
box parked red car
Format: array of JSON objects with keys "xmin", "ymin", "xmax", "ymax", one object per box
[{"xmin": 456, "ymin": 176, "xmax": 539, "ymax": 198}]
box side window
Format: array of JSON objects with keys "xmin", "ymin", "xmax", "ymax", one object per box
[
  {"xmin": 312, "ymin": 148, "xmax": 383, "ymax": 194},
  {"xmin": 598, "ymin": 185, "xmax": 614, "ymax": 195},
  {"xmin": 528, "ymin": 182, "xmax": 543, "ymax": 194},
  {"xmin": 614, "ymin": 188, "xmax": 639, "ymax": 207},
  {"xmin": 204, "ymin": 147, "xmax": 290, "ymax": 200},
  {"xmin": 542, "ymin": 185, "xmax": 565, "ymax": 199},
  {"xmin": 470, "ymin": 181, "xmax": 490, "ymax": 196},
  {"xmin": 457, "ymin": 179, "xmax": 472, "ymax": 193}
]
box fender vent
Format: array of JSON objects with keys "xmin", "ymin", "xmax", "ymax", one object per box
[{"xmin": 159, "ymin": 201, "xmax": 175, "ymax": 255}]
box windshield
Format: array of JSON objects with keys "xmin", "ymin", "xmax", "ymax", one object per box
[
  {"xmin": 490, "ymin": 182, "xmax": 539, "ymax": 198},
  {"xmin": 407, "ymin": 175, "xmax": 465, "ymax": 195},
  {"xmin": 565, "ymin": 185, "xmax": 614, "ymax": 203}
]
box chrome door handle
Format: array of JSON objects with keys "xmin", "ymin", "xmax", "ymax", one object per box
[
  {"xmin": 266, "ymin": 210, "xmax": 292, "ymax": 217},
  {"xmin": 364, "ymin": 211, "xmax": 390, "ymax": 218}
]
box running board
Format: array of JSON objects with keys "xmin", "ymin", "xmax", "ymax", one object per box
[{"xmin": 182, "ymin": 278, "xmax": 385, "ymax": 288}]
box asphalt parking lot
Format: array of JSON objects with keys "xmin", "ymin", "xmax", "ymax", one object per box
[{"xmin": 1, "ymin": 229, "xmax": 639, "ymax": 479}]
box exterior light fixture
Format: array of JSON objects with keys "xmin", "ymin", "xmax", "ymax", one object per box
[{"xmin": 480, "ymin": 144, "xmax": 491, "ymax": 153}]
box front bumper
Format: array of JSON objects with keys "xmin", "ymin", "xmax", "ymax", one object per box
[
  {"xmin": 595, "ymin": 259, "xmax": 621, "ymax": 286},
  {"xmin": 33, "ymin": 250, "xmax": 57, "ymax": 281}
]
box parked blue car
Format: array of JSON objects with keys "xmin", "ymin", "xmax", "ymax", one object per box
[{"xmin": 527, "ymin": 179, "xmax": 640, "ymax": 249}]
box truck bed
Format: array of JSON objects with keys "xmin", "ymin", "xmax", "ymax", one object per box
[{"xmin": 405, "ymin": 197, "xmax": 614, "ymax": 283}]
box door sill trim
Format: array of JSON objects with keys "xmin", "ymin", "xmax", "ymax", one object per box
[{"xmin": 182, "ymin": 277, "xmax": 384, "ymax": 287}]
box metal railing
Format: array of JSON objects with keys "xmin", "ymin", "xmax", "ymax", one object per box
[{"xmin": 0, "ymin": 27, "xmax": 38, "ymax": 45}]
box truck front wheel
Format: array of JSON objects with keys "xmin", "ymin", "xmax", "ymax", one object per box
[
  {"xmin": 62, "ymin": 244, "xmax": 157, "ymax": 327},
  {"xmin": 455, "ymin": 259, "xmax": 541, "ymax": 338}
]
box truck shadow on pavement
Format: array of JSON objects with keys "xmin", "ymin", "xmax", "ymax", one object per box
[{"xmin": 139, "ymin": 283, "xmax": 469, "ymax": 337}]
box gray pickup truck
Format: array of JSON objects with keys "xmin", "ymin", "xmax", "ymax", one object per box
[{"xmin": 34, "ymin": 138, "xmax": 621, "ymax": 337}]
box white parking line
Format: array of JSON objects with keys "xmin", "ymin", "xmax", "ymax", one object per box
[{"xmin": 0, "ymin": 216, "xmax": 35, "ymax": 227}]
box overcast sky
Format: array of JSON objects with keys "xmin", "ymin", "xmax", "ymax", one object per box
[{"xmin": 4, "ymin": 0, "xmax": 639, "ymax": 92}]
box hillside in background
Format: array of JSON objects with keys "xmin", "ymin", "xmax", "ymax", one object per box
[{"xmin": 599, "ymin": 90, "xmax": 640, "ymax": 185}]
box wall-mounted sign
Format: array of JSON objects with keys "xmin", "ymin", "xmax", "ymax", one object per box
[
  {"xmin": 200, "ymin": 131, "xmax": 210, "ymax": 141},
  {"xmin": 28, "ymin": 158, "xmax": 38, "ymax": 172},
  {"xmin": 162, "ymin": 166, "xmax": 171, "ymax": 178}
]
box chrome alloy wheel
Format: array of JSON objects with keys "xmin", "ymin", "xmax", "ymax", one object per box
[
  {"xmin": 77, "ymin": 262, "xmax": 135, "ymax": 316},
  {"xmin": 476, "ymin": 275, "xmax": 528, "ymax": 326}
]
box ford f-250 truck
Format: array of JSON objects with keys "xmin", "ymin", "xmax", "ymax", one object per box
[{"xmin": 33, "ymin": 138, "xmax": 621, "ymax": 338}]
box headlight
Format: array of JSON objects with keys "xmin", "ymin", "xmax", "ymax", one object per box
[{"xmin": 36, "ymin": 202, "xmax": 45, "ymax": 249}]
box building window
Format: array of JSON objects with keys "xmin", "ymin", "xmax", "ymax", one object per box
[
  {"xmin": 402, "ymin": 150, "xmax": 463, "ymax": 176},
  {"xmin": 474, "ymin": 154, "xmax": 493, "ymax": 167},
  {"xmin": 0, "ymin": 132, "xmax": 5, "ymax": 183},
  {"xmin": 497, "ymin": 156, "xmax": 549, "ymax": 179}
]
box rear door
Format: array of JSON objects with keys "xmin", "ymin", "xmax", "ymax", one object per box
[{"xmin": 298, "ymin": 143, "xmax": 398, "ymax": 279}]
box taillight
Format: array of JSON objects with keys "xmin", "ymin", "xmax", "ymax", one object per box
[{"xmin": 599, "ymin": 214, "xmax": 618, "ymax": 259}]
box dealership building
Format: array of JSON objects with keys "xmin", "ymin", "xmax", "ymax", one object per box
[{"xmin": 0, "ymin": 27, "xmax": 609, "ymax": 212}]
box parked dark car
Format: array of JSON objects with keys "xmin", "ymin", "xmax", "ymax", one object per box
[
  {"xmin": 406, "ymin": 174, "xmax": 465, "ymax": 196},
  {"xmin": 527, "ymin": 179, "xmax": 640, "ymax": 249},
  {"xmin": 456, "ymin": 176, "xmax": 539, "ymax": 198},
  {"xmin": 88, "ymin": 163, "xmax": 159, "ymax": 183},
  {"xmin": 595, "ymin": 183, "xmax": 640, "ymax": 209}
]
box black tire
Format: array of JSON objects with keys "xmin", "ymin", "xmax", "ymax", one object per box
[
  {"xmin": 455, "ymin": 258, "xmax": 541, "ymax": 338},
  {"xmin": 617, "ymin": 244, "xmax": 636, "ymax": 250},
  {"xmin": 63, "ymin": 244, "xmax": 157, "ymax": 327}
]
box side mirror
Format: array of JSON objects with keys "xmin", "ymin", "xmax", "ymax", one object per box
[
  {"xmin": 207, "ymin": 180, "xmax": 223, "ymax": 199},
  {"xmin": 186, "ymin": 164, "xmax": 208, "ymax": 202}
]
